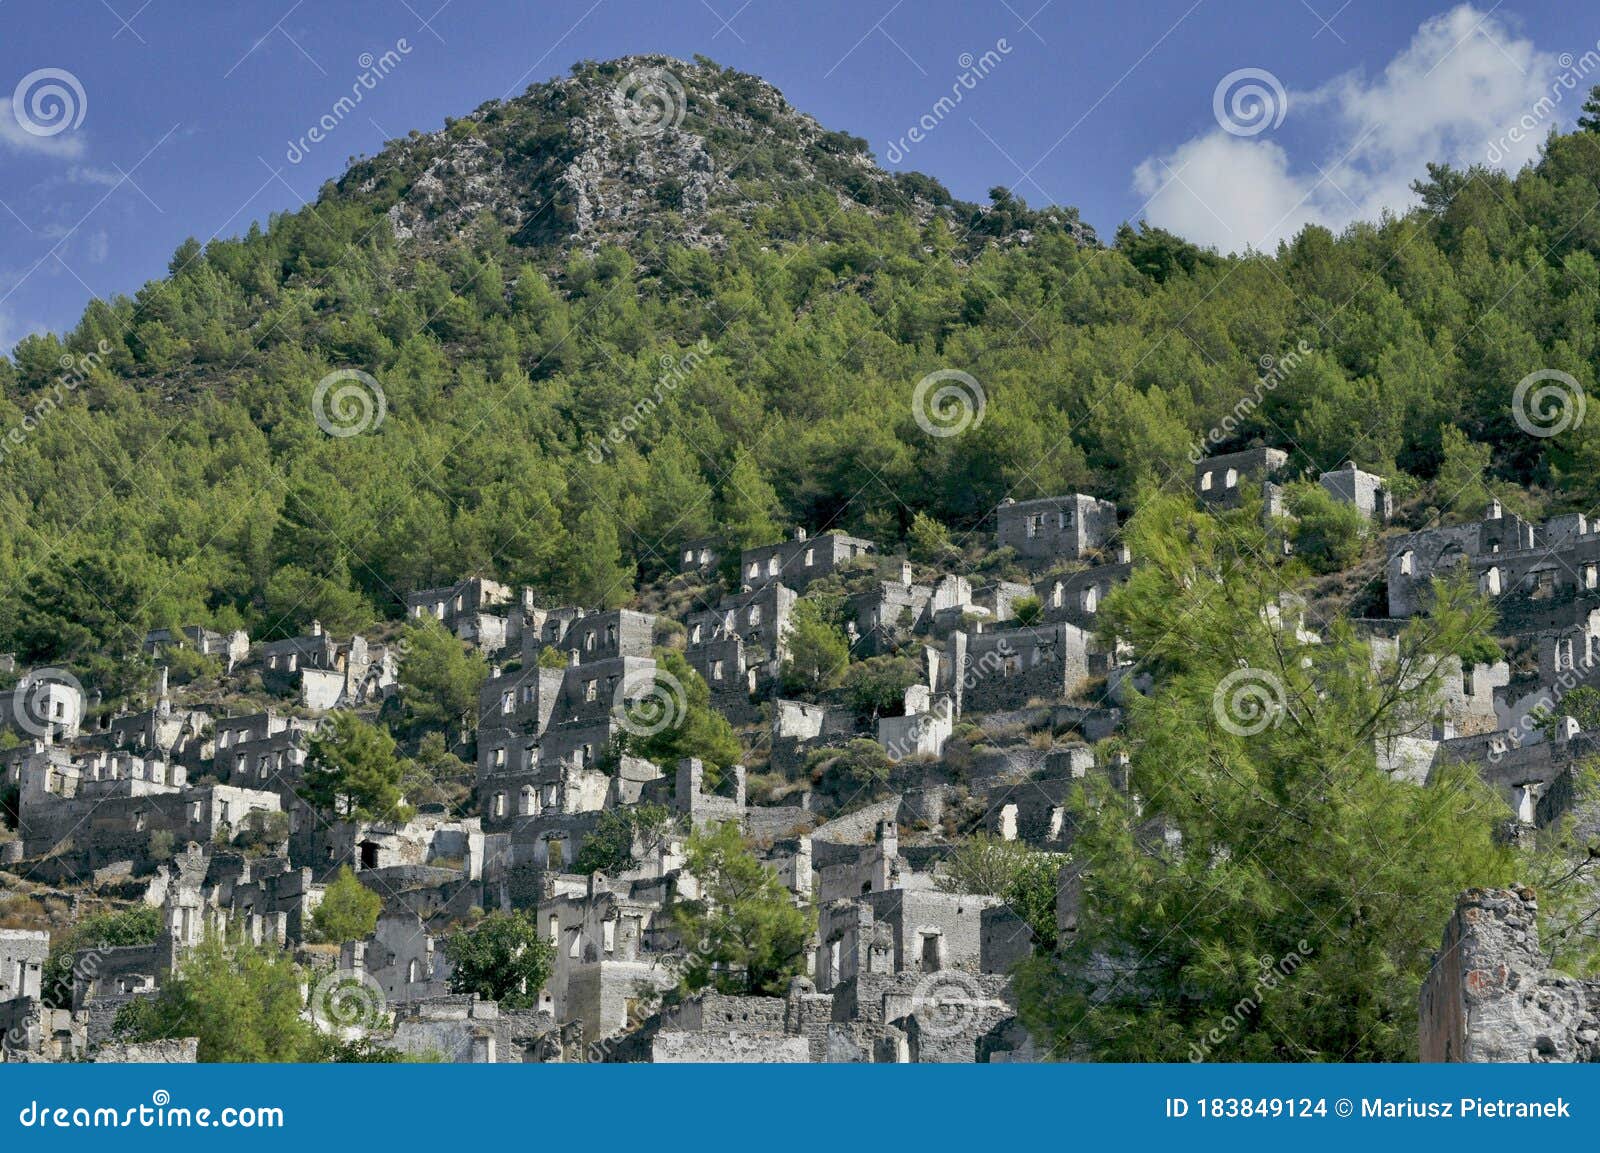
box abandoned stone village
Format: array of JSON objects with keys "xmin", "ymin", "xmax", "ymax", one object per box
[{"xmin": 4, "ymin": 444, "xmax": 1600, "ymax": 1063}]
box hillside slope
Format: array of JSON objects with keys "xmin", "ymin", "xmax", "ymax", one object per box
[{"xmin": 1, "ymin": 58, "xmax": 1598, "ymax": 672}]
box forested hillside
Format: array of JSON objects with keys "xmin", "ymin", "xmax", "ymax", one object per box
[{"xmin": 4, "ymin": 52, "xmax": 1598, "ymax": 680}]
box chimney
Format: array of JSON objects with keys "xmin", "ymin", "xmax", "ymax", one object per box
[
  {"xmin": 875, "ymin": 819, "xmax": 898, "ymax": 857},
  {"xmin": 899, "ymin": 560, "xmax": 913, "ymax": 585},
  {"xmin": 793, "ymin": 526, "xmax": 808, "ymax": 541},
  {"xmin": 310, "ymin": 619, "xmax": 324, "ymax": 637}
]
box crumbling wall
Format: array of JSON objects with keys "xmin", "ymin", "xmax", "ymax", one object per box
[
  {"xmin": 1420, "ymin": 887, "xmax": 1600, "ymax": 1062},
  {"xmin": 91, "ymin": 1037, "xmax": 198, "ymax": 1062},
  {"xmin": 650, "ymin": 1031, "xmax": 808, "ymax": 1061}
]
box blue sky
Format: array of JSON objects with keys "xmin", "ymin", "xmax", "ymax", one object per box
[{"xmin": 1, "ymin": 0, "xmax": 1597, "ymax": 347}]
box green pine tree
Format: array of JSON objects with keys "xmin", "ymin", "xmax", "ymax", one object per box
[
  {"xmin": 673, "ymin": 821, "xmax": 812, "ymax": 996},
  {"xmin": 1014, "ymin": 492, "xmax": 1514, "ymax": 1062},
  {"xmin": 304, "ymin": 712, "xmax": 413, "ymax": 824}
]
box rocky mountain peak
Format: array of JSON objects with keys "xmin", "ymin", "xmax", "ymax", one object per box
[{"xmin": 336, "ymin": 55, "xmax": 1088, "ymax": 262}]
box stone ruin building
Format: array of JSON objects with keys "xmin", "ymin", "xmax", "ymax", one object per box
[
  {"xmin": 1421, "ymin": 887, "xmax": 1600, "ymax": 1062},
  {"xmin": 13, "ymin": 449, "xmax": 1589, "ymax": 1065}
]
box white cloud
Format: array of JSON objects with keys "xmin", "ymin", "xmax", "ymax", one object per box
[
  {"xmin": 1133, "ymin": 5, "xmax": 1573, "ymax": 252},
  {"xmin": 64, "ymin": 165, "xmax": 121, "ymax": 187},
  {"xmin": 0, "ymin": 98, "xmax": 86, "ymax": 159}
]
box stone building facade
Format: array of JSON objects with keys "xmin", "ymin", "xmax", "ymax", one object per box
[
  {"xmin": 995, "ymin": 493, "xmax": 1118, "ymax": 564},
  {"xmin": 739, "ymin": 528, "xmax": 876, "ymax": 592}
]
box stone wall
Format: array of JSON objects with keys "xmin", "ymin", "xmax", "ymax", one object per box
[
  {"xmin": 91, "ymin": 1037, "xmax": 198, "ymax": 1062},
  {"xmin": 0, "ymin": 929, "xmax": 48, "ymax": 1002},
  {"xmin": 650, "ymin": 1031, "xmax": 808, "ymax": 1061},
  {"xmin": 1419, "ymin": 887, "xmax": 1600, "ymax": 1062}
]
